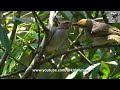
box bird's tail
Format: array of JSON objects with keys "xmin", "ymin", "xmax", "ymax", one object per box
[{"xmin": 108, "ymin": 34, "xmax": 120, "ymax": 43}]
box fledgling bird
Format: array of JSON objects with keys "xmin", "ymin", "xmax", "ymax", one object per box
[
  {"xmin": 44, "ymin": 21, "xmax": 71, "ymax": 56},
  {"xmin": 73, "ymin": 19, "xmax": 120, "ymax": 45}
]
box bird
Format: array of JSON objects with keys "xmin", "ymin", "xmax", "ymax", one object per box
[
  {"xmin": 73, "ymin": 19, "xmax": 120, "ymax": 46},
  {"xmin": 44, "ymin": 21, "xmax": 71, "ymax": 56}
]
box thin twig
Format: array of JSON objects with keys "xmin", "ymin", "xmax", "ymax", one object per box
[
  {"xmin": 95, "ymin": 11, "xmax": 99, "ymax": 18},
  {"xmin": 57, "ymin": 29, "xmax": 84, "ymax": 68},
  {"xmin": 0, "ymin": 69, "xmax": 26, "ymax": 78},
  {"xmin": 54, "ymin": 15, "xmax": 60, "ymax": 25},
  {"xmin": 32, "ymin": 11, "xmax": 41, "ymax": 55},
  {"xmin": 21, "ymin": 11, "xmax": 49, "ymax": 79},
  {"xmin": 85, "ymin": 11, "xmax": 94, "ymax": 19},
  {"xmin": 21, "ymin": 54, "xmax": 40, "ymax": 79},
  {"xmin": 70, "ymin": 30, "xmax": 84, "ymax": 46},
  {"xmin": 32, "ymin": 11, "xmax": 50, "ymax": 35},
  {"xmin": 0, "ymin": 44, "xmax": 27, "ymax": 68},
  {"xmin": 57, "ymin": 55, "xmax": 66, "ymax": 68},
  {"xmin": 101, "ymin": 11, "xmax": 108, "ymax": 24},
  {"xmin": 109, "ymin": 60, "xmax": 120, "ymax": 78},
  {"xmin": 9, "ymin": 55, "xmax": 27, "ymax": 68},
  {"xmin": 49, "ymin": 59, "xmax": 57, "ymax": 69},
  {"xmin": 77, "ymin": 47, "xmax": 92, "ymax": 65},
  {"xmin": 69, "ymin": 31, "xmax": 92, "ymax": 65},
  {"xmin": 24, "ymin": 44, "xmax": 120, "ymax": 77}
]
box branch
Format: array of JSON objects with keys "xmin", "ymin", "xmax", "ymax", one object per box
[
  {"xmin": 49, "ymin": 59, "xmax": 57, "ymax": 69},
  {"xmin": 69, "ymin": 31, "xmax": 92, "ymax": 65},
  {"xmin": 20, "ymin": 54, "xmax": 40, "ymax": 79},
  {"xmin": 109, "ymin": 60, "xmax": 120, "ymax": 78},
  {"xmin": 0, "ymin": 11, "xmax": 21, "ymax": 68},
  {"xmin": 21, "ymin": 43, "xmax": 120, "ymax": 79},
  {"xmin": 101, "ymin": 11, "xmax": 108, "ymax": 24},
  {"xmin": 0, "ymin": 69, "xmax": 26, "ymax": 78},
  {"xmin": 70, "ymin": 30, "xmax": 84, "ymax": 46},
  {"xmin": 85, "ymin": 11, "xmax": 94, "ymax": 19},
  {"xmin": 77, "ymin": 50, "xmax": 92, "ymax": 65},
  {"xmin": 44, "ymin": 44, "xmax": 120, "ymax": 63},
  {"xmin": 95, "ymin": 11, "xmax": 99, "ymax": 18},
  {"xmin": 21, "ymin": 11, "xmax": 50, "ymax": 79},
  {"xmin": 32, "ymin": 11, "xmax": 50, "ymax": 35},
  {"xmin": 0, "ymin": 43, "xmax": 27, "ymax": 68},
  {"xmin": 57, "ymin": 30, "xmax": 84, "ymax": 68},
  {"xmin": 32, "ymin": 11, "xmax": 41, "ymax": 54}
]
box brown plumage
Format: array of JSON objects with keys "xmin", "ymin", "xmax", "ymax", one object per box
[
  {"xmin": 73, "ymin": 19, "xmax": 120, "ymax": 45},
  {"xmin": 44, "ymin": 21, "xmax": 71, "ymax": 56}
]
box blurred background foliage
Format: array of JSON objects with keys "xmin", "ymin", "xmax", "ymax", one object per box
[{"xmin": 0, "ymin": 11, "xmax": 120, "ymax": 79}]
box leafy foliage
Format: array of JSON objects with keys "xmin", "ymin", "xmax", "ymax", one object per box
[{"xmin": 0, "ymin": 11, "xmax": 120, "ymax": 79}]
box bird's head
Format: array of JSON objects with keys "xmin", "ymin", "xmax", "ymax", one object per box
[
  {"xmin": 58, "ymin": 21, "xmax": 71, "ymax": 30},
  {"xmin": 73, "ymin": 19, "xmax": 93, "ymax": 28}
]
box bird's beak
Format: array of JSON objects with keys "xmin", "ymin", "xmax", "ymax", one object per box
[{"xmin": 72, "ymin": 23, "xmax": 80, "ymax": 26}]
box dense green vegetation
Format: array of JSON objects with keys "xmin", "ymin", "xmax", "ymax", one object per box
[{"xmin": 0, "ymin": 11, "xmax": 120, "ymax": 79}]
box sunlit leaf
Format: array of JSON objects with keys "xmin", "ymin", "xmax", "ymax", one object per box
[
  {"xmin": 12, "ymin": 17, "xmax": 33, "ymax": 23},
  {"xmin": 106, "ymin": 61, "xmax": 118, "ymax": 65},
  {"xmin": 66, "ymin": 70, "xmax": 78, "ymax": 79},
  {"xmin": 99, "ymin": 62, "xmax": 110, "ymax": 79},
  {"xmin": 78, "ymin": 11, "xmax": 86, "ymax": 19},
  {"xmin": 59, "ymin": 11, "xmax": 69, "ymax": 20},
  {"xmin": 83, "ymin": 63, "xmax": 101, "ymax": 76},
  {"xmin": 88, "ymin": 48, "xmax": 97, "ymax": 60},
  {"xmin": 91, "ymin": 11, "xmax": 96, "ymax": 17},
  {"xmin": 2, "ymin": 58, "xmax": 12, "ymax": 75},
  {"xmin": 9, "ymin": 60, "xmax": 16, "ymax": 72}
]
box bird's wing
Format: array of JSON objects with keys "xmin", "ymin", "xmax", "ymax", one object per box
[
  {"xmin": 91, "ymin": 22, "xmax": 110, "ymax": 35},
  {"xmin": 47, "ymin": 27, "xmax": 57, "ymax": 44},
  {"xmin": 108, "ymin": 34, "xmax": 120, "ymax": 43},
  {"xmin": 91, "ymin": 21, "xmax": 120, "ymax": 36}
]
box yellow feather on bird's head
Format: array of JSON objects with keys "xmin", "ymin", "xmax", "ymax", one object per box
[{"xmin": 73, "ymin": 19, "xmax": 93, "ymax": 28}]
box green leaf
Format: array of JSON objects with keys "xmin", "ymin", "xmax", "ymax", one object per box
[
  {"xmin": 2, "ymin": 58, "xmax": 12, "ymax": 75},
  {"xmin": 91, "ymin": 11, "xmax": 96, "ymax": 17},
  {"xmin": 83, "ymin": 63, "xmax": 101, "ymax": 76},
  {"xmin": 88, "ymin": 48, "xmax": 97, "ymax": 60},
  {"xmin": 112, "ymin": 72, "xmax": 120, "ymax": 79},
  {"xmin": 59, "ymin": 11, "xmax": 69, "ymax": 20},
  {"xmin": 66, "ymin": 70, "xmax": 79, "ymax": 79},
  {"xmin": 30, "ymin": 43, "xmax": 38, "ymax": 49},
  {"xmin": 31, "ymin": 31, "xmax": 38, "ymax": 39},
  {"xmin": 99, "ymin": 62, "xmax": 110, "ymax": 79},
  {"xmin": 112, "ymin": 23, "xmax": 120, "ymax": 29},
  {"xmin": 9, "ymin": 60, "xmax": 16, "ymax": 72},
  {"xmin": 0, "ymin": 26, "xmax": 11, "ymax": 51},
  {"xmin": 78, "ymin": 11, "xmax": 86, "ymax": 19},
  {"xmin": 91, "ymin": 64, "xmax": 101, "ymax": 79},
  {"xmin": 12, "ymin": 17, "xmax": 33, "ymax": 23},
  {"xmin": 66, "ymin": 68, "xmax": 84, "ymax": 79},
  {"xmin": 105, "ymin": 61, "xmax": 118, "ymax": 66}
]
